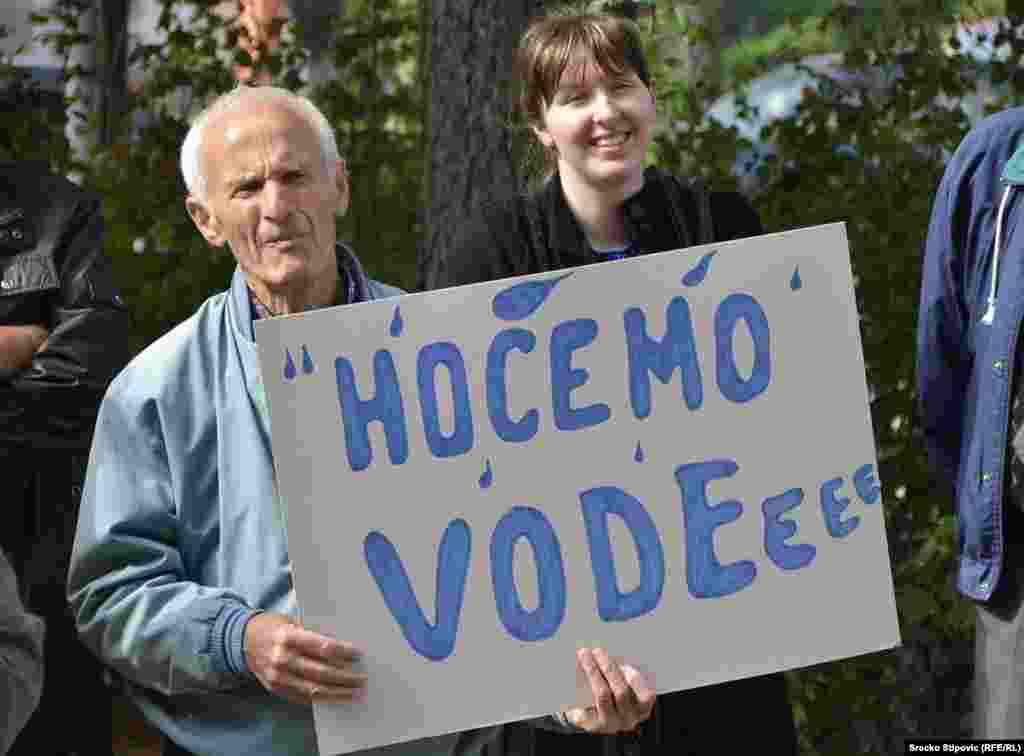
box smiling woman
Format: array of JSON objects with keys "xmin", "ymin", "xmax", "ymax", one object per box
[{"xmin": 426, "ymin": 9, "xmax": 800, "ymax": 755}]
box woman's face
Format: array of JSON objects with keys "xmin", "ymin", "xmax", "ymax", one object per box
[{"xmin": 534, "ymin": 56, "xmax": 656, "ymax": 194}]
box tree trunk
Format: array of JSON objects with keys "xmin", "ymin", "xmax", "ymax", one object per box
[
  {"xmin": 65, "ymin": 1, "xmax": 97, "ymax": 163},
  {"xmin": 419, "ymin": 0, "xmax": 543, "ymax": 290},
  {"xmin": 97, "ymin": 0, "xmax": 130, "ymax": 147},
  {"xmin": 674, "ymin": 0, "xmax": 722, "ymax": 105}
]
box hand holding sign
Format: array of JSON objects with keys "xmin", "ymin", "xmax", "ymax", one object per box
[
  {"xmin": 243, "ymin": 612, "xmax": 368, "ymax": 705},
  {"xmin": 564, "ymin": 647, "xmax": 655, "ymax": 734}
]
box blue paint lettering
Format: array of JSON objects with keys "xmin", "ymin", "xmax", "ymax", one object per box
[
  {"xmin": 417, "ymin": 342, "xmax": 474, "ymax": 458},
  {"xmin": 550, "ymin": 319, "xmax": 610, "ymax": 431},
  {"xmin": 486, "ymin": 328, "xmax": 539, "ymax": 443},
  {"xmin": 335, "ymin": 351, "xmax": 409, "ymax": 472},
  {"xmin": 579, "ymin": 487, "xmax": 665, "ymax": 621},
  {"xmin": 853, "ymin": 463, "xmax": 881, "ymax": 505},
  {"xmin": 715, "ymin": 293, "xmax": 771, "ymax": 403},
  {"xmin": 821, "ymin": 477, "xmax": 860, "ymax": 538},
  {"xmin": 624, "ymin": 296, "xmax": 703, "ymax": 419},
  {"xmin": 364, "ymin": 519, "xmax": 471, "ymax": 661},
  {"xmin": 675, "ymin": 459, "xmax": 757, "ymax": 598},
  {"xmin": 762, "ymin": 488, "xmax": 816, "ymax": 570},
  {"xmin": 490, "ymin": 506, "xmax": 566, "ymax": 642}
]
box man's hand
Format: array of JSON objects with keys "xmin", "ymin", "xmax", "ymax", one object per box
[
  {"xmin": 0, "ymin": 324, "xmax": 49, "ymax": 376},
  {"xmin": 243, "ymin": 612, "xmax": 368, "ymax": 705},
  {"xmin": 563, "ymin": 647, "xmax": 656, "ymax": 734}
]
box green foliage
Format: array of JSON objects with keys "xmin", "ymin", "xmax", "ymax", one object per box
[
  {"xmin": 654, "ymin": 1, "xmax": 1022, "ymax": 751},
  {"xmin": 10, "ymin": 0, "xmax": 421, "ymax": 355},
  {"xmin": 315, "ymin": 1, "xmax": 423, "ymax": 291},
  {"xmin": 0, "ymin": 23, "xmax": 70, "ymax": 168},
  {"xmin": 719, "ymin": 0, "xmax": 1003, "ymax": 90}
]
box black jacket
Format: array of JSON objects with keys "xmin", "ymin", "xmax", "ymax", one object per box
[
  {"xmin": 0, "ymin": 162, "xmax": 129, "ymax": 451},
  {"xmin": 428, "ymin": 167, "xmax": 762, "ymax": 290}
]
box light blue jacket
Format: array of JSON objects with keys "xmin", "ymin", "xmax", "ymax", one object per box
[{"xmin": 67, "ymin": 247, "xmax": 504, "ymax": 755}]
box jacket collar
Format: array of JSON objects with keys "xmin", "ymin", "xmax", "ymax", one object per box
[
  {"xmin": 536, "ymin": 166, "xmax": 682, "ymax": 268},
  {"xmin": 1003, "ymin": 143, "xmax": 1024, "ymax": 185},
  {"xmin": 229, "ymin": 242, "xmax": 374, "ymax": 342},
  {"xmin": 539, "ymin": 172, "xmax": 592, "ymax": 268}
]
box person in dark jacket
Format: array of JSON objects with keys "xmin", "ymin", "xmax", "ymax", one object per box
[
  {"xmin": 0, "ymin": 162, "xmax": 129, "ymax": 755},
  {"xmin": 0, "ymin": 547, "xmax": 44, "ymax": 756},
  {"xmin": 427, "ymin": 11, "xmax": 799, "ymax": 755},
  {"xmin": 917, "ymin": 107, "xmax": 1024, "ymax": 737}
]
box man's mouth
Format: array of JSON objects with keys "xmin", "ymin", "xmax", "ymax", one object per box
[{"xmin": 262, "ymin": 235, "xmax": 300, "ymax": 248}]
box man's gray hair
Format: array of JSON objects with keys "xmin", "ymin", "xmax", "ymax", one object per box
[{"xmin": 180, "ymin": 86, "xmax": 340, "ymax": 201}]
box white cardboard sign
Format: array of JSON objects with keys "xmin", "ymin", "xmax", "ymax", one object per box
[{"xmin": 255, "ymin": 223, "xmax": 900, "ymax": 755}]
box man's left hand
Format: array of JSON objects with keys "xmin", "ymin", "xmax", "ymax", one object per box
[{"xmin": 563, "ymin": 647, "xmax": 656, "ymax": 734}]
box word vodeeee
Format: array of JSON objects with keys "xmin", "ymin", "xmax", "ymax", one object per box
[
  {"xmin": 363, "ymin": 461, "xmax": 881, "ymax": 661},
  {"xmin": 335, "ymin": 293, "xmax": 771, "ymax": 472}
]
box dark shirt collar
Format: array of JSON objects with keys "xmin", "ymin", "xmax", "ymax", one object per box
[{"xmin": 249, "ymin": 245, "xmax": 365, "ymax": 321}]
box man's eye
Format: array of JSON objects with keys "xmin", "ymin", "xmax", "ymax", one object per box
[{"xmin": 235, "ymin": 182, "xmax": 260, "ymax": 195}]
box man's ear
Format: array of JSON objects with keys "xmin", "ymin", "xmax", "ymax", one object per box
[
  {"xmin": 335, "ymin": 158, "xmax": 350, "ymax": 217},
  {"xmin": 185, "ymin": 195, "xmax": 226, "ymax": 247}
]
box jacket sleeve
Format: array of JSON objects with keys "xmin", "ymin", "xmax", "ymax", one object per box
[
  {"xmin": 916, "ymin": 146, "xmax": 972, "ymax": 492},
  {"xmin": 0, "ymin": 547, "xmax": 44, "ymax": 755},
  {"xmin": 0, "ymin": 189, "xmax": 130, "ymax": 451},
  {"xmin": 67, "ymin": 383, "xmax": 260, "ymax": 696}
]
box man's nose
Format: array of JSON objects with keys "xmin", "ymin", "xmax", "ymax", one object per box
[{"xmin": 262, "ymin": 180, "xmax": 293, "ymax": 221}]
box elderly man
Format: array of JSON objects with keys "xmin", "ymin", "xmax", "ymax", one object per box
[{"xmin": 68, "ymin": 86, "xmax": 654, "ymax": 756}]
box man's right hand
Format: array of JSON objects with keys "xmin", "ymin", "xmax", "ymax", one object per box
[{"xmin": 243, "ymin": 612, "xmax": 368, "ymax": 705}]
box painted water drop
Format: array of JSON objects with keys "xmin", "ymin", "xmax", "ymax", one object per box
[
  {"xmin": 791, "ymin": 267, "xmax": 802, "ymax": 291},
  {"xmin": 479, "ymin": 459, "xmax": 494, "ymax": 489},
  {"xmin": 492, "ymin": 272, "xmax": 573, "ymax": 321},
  {"xmin": 301, "ymin": 345, "xmax": 315, "ymax": 375},
  {"xmin": 283, "ymin": 349, "xmax": 297, "ymax": 381},
  {"xmin": 682, "ymin": 252, "xmax": 716, "ymax": 286},
  {"xmin": 390, "ymin": 305, "xmax": 404, "ymax": 337},
  {"xmin": 634, "ymin": 442, "xmax": 645, "ymax": 463}
]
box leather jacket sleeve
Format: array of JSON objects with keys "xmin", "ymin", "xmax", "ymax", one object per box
[{"xmin": 0, "ymin": 178, "xmax": 130, "ymax": 451}]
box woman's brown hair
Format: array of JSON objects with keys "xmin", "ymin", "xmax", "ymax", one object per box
[{"xmin": 516, "ymin": 12, "xmax": 652, "ymax": 129}]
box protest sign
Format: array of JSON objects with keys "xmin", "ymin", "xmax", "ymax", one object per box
[{"xmin": 255, "ymin": 222, "xmax": 900, "ymax": 755}]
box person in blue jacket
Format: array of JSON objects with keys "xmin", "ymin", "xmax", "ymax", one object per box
[
  {"xmin": 68, "ymin": 85, "xmax": 655, "ymax": 756},
  {"xmin": 918, "ymin": 106, "xmax": 1024, "ymax": 737}
]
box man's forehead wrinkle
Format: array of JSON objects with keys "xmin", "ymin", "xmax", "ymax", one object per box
[{"xmin": 204, "ymin": 109, "xmax": 316, "ymax": 191}]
